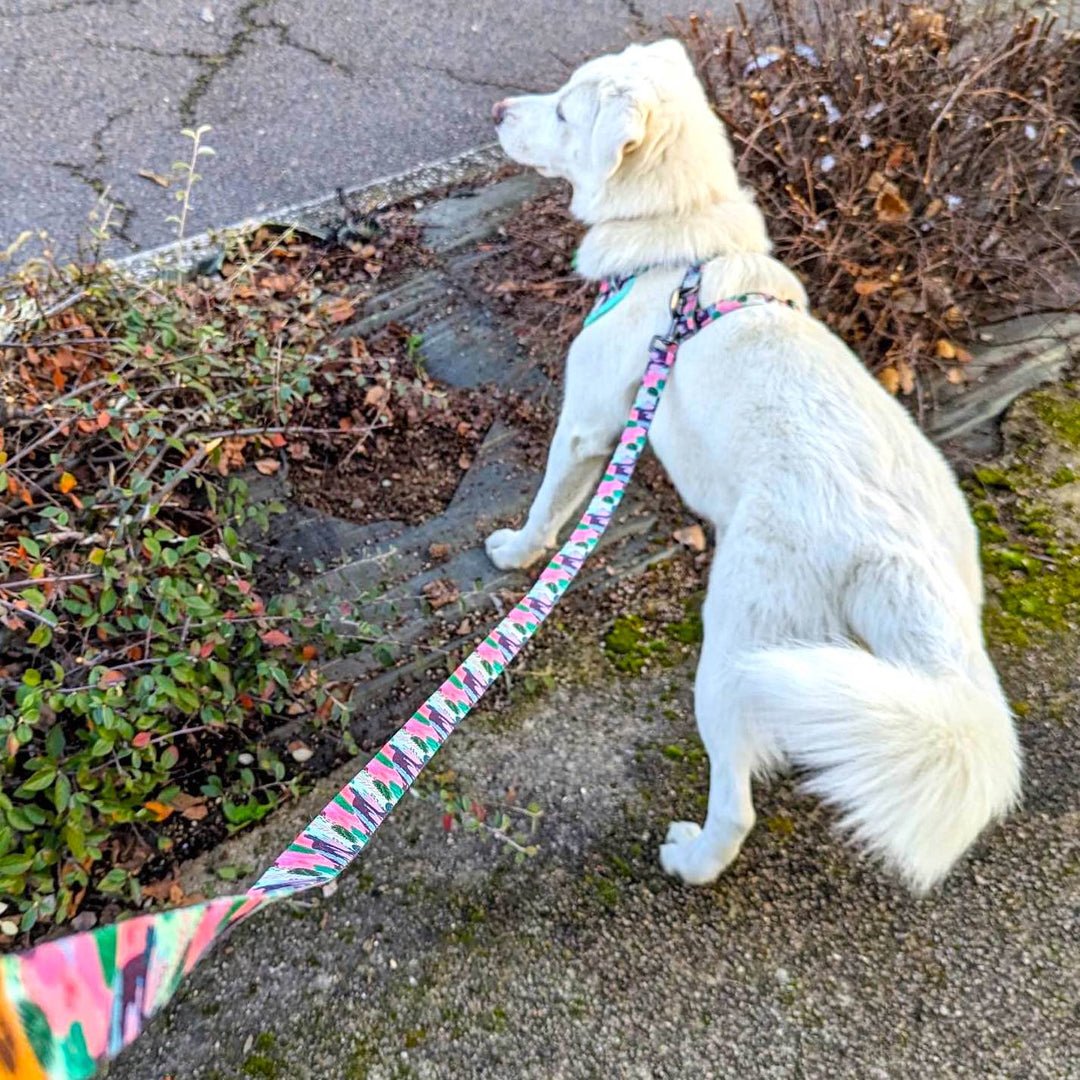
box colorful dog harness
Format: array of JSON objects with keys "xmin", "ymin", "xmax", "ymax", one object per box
[
  {"xmin": 0, "ymin": 266, "xmax": 793, "ymax": 1080},
  {"xmin": 584, "ymin": 265, "xmax": 796, "ymax": 329}
]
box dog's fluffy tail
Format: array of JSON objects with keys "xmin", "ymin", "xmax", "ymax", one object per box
[{"xmin": 739, "ymin": 645, "xmax": 1021, "ymax": 893}]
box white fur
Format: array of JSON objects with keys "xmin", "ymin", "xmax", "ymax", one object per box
[{"xmin": 488, "ymin": 39, "xmax": 1021, "ymax": 892}]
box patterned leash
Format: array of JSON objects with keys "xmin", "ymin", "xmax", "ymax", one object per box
[{"xmin": 0, "ymin": 266, "xmax": 790, "ymax": 1079}]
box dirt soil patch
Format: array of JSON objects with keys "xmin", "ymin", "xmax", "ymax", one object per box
[{"xmin": 286, "ymin": 322, "xmax": 496, "ymax": 526}]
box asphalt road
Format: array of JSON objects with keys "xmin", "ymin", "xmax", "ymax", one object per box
[{"xmin": 0, "ymin": 0, "xmax": 703, "ymax": 260}]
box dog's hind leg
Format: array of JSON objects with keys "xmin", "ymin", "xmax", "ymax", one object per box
[
  {"xmin": 659, "ymin": 652, "xmax": 757, "ymax": 885},
  {"xmin": 658, "ymin": 520, "xmax": 811, "ymax": 886}
]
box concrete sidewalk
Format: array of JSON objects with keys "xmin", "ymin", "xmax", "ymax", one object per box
[
  {"xmin": 1, "ymin": 0, "xmax": 701, "ymax": 260},
  {"xmin": 110, "ymin": 651, "xmax": 1079, "ymax": 1080}
]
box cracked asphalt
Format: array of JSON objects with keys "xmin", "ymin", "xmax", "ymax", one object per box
[{"xmin": 0, "ymin": 0, "xmax": 701, "ymax": 259}]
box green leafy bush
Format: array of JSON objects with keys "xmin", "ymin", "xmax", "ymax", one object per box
[{"xmin": 0, "ymin": 223, "xmax": 421, "ymax": 939}]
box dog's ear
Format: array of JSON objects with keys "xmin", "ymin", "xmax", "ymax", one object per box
[
  {"xmin": 646, "ymin": 38, "xmax": 693, "ymax": 69},
  {"xmin": 590, "ymin": 81, "xmax": 649, "ymax": 179}
]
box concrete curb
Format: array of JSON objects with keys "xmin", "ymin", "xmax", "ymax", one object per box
[{"xmin": 114, "ymin": 142, "xmax": 507, "ymax": 280}]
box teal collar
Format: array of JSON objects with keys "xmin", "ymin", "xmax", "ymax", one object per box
[{"xmin": 583, "ymin": 272, "xmax": 636, "ymax": 327}]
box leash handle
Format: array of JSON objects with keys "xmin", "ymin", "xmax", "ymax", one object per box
[{"xmin": 0, "ymin": 269, "xmax": 700, "ymax": 1080}]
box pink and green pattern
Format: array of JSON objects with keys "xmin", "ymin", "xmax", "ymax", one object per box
[{"xmin": 0, "ymin": 266, "xmax": 792, "ymax": 1080}]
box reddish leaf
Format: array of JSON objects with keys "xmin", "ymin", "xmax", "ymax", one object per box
[
  {"xmin": 143, "ymin": 800, "xmax": 174, "ymax": 822},
  {"xmin": 260, "ymin": 629, "xmax": 291, "ymax": 647},
  {"xmin": 132, "ymin": 732, "xmax": 152, "ymax": 749}
]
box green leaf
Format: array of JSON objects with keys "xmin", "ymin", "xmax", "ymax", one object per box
[
  {"xmin": 45, "ymin": 724, "xmax": 65, "ymax": 759},
  {"xmin": 65, "ymin": 823, "xmax": 87, "ymax": 859},
  {"xmin": 98, "ymin": 868, "xmax": 128, "ymax": 894},
  {"xmin": 28, "ymin": 624, "xmax": 52, "ymax": 648},
  {"xmin": 17, "ymin": 766, "xmax": 57, "ymax": 793},
  {"xmin": 53, "ymin": 773, "xmax": 71, "ymax": 812},
  {"xmin": 0, "ymin": 854, "xmax": 33, "ymax": 876},
  {"xmin": 20, "ymin": 536, "xmax": 40, "ymax": 559},
  {"xmin": 20, "ymin": 588, "xmax": 47, "ymax": 611}
]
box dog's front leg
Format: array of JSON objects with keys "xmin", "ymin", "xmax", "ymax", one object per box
[{"xmin": 486, "ymin": 417, "xmax": 612, "ymax": 570}]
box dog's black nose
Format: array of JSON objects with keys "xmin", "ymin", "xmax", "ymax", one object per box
[{"xmin": 492, "ymin": 99, "xmax": 508, "ymax": 125}]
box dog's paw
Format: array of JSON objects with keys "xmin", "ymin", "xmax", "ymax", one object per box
[
  {"xmin": 485, "ymin": 528, "xmax": 543, "ymax": 571},
  {"xmin": 659, "ymin": 821, "xmax": 720, "ymax": 886}
]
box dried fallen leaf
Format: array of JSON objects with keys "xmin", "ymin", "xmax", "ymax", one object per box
[
  {"xmin": 138, "ymin": 169, "xmax": 171, "ymax": 188},
  {"xmin": 423, "ymin": 579, "xmax": 460, "ymax": 609},
  {"xmin": 885, "ymin": 143, "xmax": 910, "ymax": 170},
  {"xmin": 428, "ymin": 542, "xmax": 451, "ymax": 561},
  {"xmin": 878, "ymin": 366, "xmax": 901, "ymax": 395},
  {"xmin": 946, "ymin": 368, "xmax": 966, "ymax": 384},
  {"xmin": 673, "ymin": 524, "xmax": 707, "ymax": 552},
  {"xmin": 853, "ymin": 279, "xmax": 890, "ymax": 296},
  {"xmin": 364, "ymin": 385, "xmax": 388, "ymax": 407},
  {"xmin": 935, "ymin": 339, "xmax": 957, "ymax": 359},
  {"xmin": 254, "ymin": 458, "xmax": 281, "ymax": 475},
  {"xmin": 874, "ymin": 182, "xmax": 911, "ymax": 223},
  {"xmin": 896, "ymin": 359, "xmax": 916, "ymax": 395},
  {"xmin": 322, "ymin": 297, "xmax": 357, "ymax": 323},
  {"xmin": 179, "ymin": 798, "xmax": 208, "ymax": 822},
  {"xmin": 58, "ymin": 471, "xmax": 77, "ymax": 494},
  {"xmin": 142, "ymin": 872, "xmax": 180, "ymax": 902},
  {"xmin": 260, "ymin": 273, "xmax": 295, "ymax": 294}
]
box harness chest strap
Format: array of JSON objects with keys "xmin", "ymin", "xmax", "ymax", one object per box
[
  {"xmin": 584, "ymin": 263, "xmax": 797, "ymax": 334},
  {"xmin": 0, "ymin": 266, "xmax": 790, "ymax": 1080}
]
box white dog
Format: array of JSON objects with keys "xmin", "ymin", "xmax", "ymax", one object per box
[{"xmin": 486, "ymin": 39, "xmax": 1021, "ymax": 892}]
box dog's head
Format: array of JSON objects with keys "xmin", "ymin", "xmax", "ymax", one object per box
[{"xmin": 493, "ymin": 39, "xmax": 741, "ymax": 225}]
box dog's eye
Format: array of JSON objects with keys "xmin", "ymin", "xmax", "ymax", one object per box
[{"xmin": 556, "ymin": 104, "xmax": 566, "ymax": 122}]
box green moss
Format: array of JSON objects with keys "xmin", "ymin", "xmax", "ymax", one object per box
[
  {"xmin": 242, "ymin": 1055, "xmax": 280, "ymax": 1079},
  {"xmin": 661, "ymin": 744, "xmax": 685, "ymax": 760},
  {"xmin": 1050, "ymin": 466, "xmax": 1078, "ymax": 488},
  {"xmin": 604, "ymin": 595, "xmax": 705, "ymax": 674},
  {"xmin": 973, "ymin": 467, "xmax": 1015, "ymax": 489},
  {"xmin": 1030, "ymin": 391, "xmax": 1080, "ymax": 448},
  {"xmin": 604, "ymin": 615, "xmax": 670, "ymax": 673},
  {"xmin": 765, "ymin": 813, "xmax": 796, "ymax": 838},
  {"xmin": 590, "ymin": 875, "xmax": 621, "ymax": 908}
]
